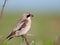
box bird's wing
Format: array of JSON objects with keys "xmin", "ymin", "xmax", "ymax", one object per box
[
  {"xmin": 6, "ymin": 19, "xmax": 28, "ymax": 40},
  {"xmin": 13, "ymin": 19, "xmax": 28, "ymax": 31}
]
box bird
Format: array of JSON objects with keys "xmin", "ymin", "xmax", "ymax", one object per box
[{"xmin": 6, "ymin": 12, "xmax": 33, "ymax": 40}]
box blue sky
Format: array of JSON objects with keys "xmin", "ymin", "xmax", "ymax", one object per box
[{"xmin": 0, "ymin": 0, "xmax": 60, "ymax": 12}]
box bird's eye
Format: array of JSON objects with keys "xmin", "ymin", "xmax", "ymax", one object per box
[{"xmin": 26, "ymin": 15, "xmax": 30, "ymax": 18}]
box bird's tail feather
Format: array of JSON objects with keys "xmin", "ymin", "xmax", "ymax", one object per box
[
  {"xmin": 6, "ymin": 31, "xmax": 16, "ymax": 40},
  {"xmin": 6, "ymin": 32, "xmax": 14, "ymax": 40},
  {"xmin": 8, "ymin": 37, "xmax": 13, "ymax": 40}
]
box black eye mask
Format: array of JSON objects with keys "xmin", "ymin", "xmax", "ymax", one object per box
[{"xmin": 27, "ymin": 15, "xmax": 30, "ymax": 18}]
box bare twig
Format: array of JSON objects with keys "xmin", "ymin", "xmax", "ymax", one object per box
[
  {"xmin": 0, "ymin": 0, "xmax": 7, "ymax": 18},
  {"xmin": 21, "ymin": 35, "xmax": 30, "ymax": 45}
]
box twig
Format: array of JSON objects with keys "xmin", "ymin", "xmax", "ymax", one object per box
[
  {"xmin": 0, "ymin": 0, "xmax": 7, "ymax": 18},
  {"xmin": 21, "ymin": 35, "xmax": 30, "ymax": 45}
]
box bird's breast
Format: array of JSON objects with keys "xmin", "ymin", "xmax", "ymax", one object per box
[{"xmin": 20, "ymin": 20, "xmax": 31, "ymax": 35}]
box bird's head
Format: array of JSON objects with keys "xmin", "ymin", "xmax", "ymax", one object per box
[{"xmin": 23, "ymin": 12, "xmax": 33, "ymax": 19}]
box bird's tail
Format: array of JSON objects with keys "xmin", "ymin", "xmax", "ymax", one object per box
[
  {"xmin": 7, "ymin": 37, "xmax": 13, "ymax": 40},
  {"xmin": 6, "ymin": 32, "xmax": 14, "ymax": 40}
]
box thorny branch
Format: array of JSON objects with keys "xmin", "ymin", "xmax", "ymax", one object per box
[{"xmin": 0, "ymin": 0, "xmax": 7, "ymax": 18}]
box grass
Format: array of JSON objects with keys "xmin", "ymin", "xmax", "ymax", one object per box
[{"xmin": 0, "ymin": 12, "xmax": 60, "ymax": 45}]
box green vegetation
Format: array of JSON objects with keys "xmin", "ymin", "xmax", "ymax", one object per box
[{"xmin": 0, "ymin": 12, "xmax": 60, "ymax": 45}]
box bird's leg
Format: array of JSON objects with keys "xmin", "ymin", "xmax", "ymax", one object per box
[{"xmin": 21, "ymin": 35, "xmax": 30, "ymax": 45}]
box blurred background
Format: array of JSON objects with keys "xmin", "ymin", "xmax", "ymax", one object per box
[{"xmin": 0, "ymin": 0, "xmax": 60, "ymax": 45}]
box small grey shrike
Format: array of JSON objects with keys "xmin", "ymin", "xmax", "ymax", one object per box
[{"xmin": 6, "ymin": 12, "xmax": 33, "ymax": 40}]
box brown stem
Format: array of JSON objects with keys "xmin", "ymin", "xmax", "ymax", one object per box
[
  {"xmin": 21, "ymin": 35, "xmax": 30, "ymax": 45},
  {"xmin": 0, "ymin": 0, "xmax": 7, "ymax": 18},
  {"xmin": 53, "ymin": 36, "xmax": 60, "ymax": 45}
]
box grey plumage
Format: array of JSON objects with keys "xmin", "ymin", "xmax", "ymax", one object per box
[{"xmin": 6, "ymin": 12, "xmax": 33, "ymax": 40}]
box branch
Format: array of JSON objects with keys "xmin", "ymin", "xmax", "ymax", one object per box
[
  {"xmin": 21, "ymin": 35, "xmax": 30, "ymax": 45},
  {"xmin": 0, "ymin": 0, "xmax": 7, "ymax": 18}
]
